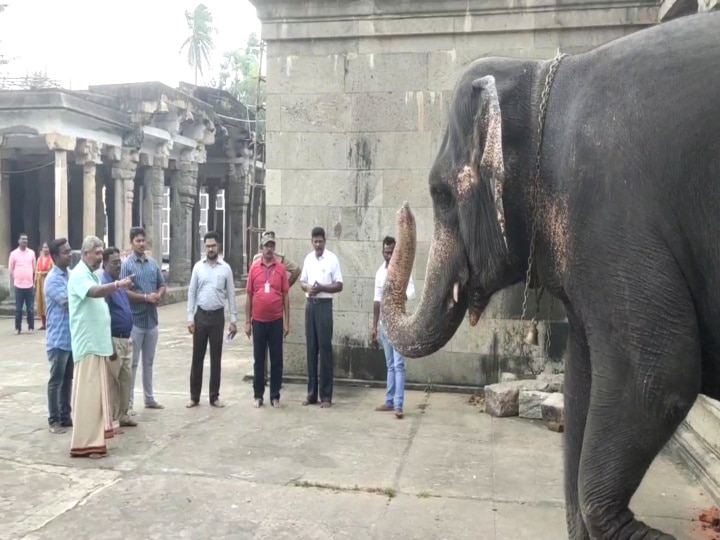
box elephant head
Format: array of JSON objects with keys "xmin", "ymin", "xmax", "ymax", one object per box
[{"xmin": 381, "ymin": 58, "xmax": 542, "ymax": 358}]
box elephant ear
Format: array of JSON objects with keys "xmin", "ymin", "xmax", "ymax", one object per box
[{"xmin": 470, "ymin": 75, "xmax": 508, "ymax": 250}]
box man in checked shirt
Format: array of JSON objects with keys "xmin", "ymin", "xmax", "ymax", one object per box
[
  {"xmin": 186, "ymin": 231, "xmax": 238, "ymax": 408},
  {"xmin": 120, "ymin": 227, "xmax": 167, "ymax": 413}
]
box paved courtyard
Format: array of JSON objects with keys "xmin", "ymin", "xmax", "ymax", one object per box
[{"xmin": 0, "ymin": 298, "xmax": 715, "ymax": 539}]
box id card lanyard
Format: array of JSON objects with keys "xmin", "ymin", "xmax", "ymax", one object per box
[{"xmin": 264, "ymin": 265, "xmax": 275, "ymax": 293}]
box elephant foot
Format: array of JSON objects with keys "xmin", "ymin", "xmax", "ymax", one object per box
[{"xmin": 584, "ymin": 512, "xmax": 676, "ymax": 540}]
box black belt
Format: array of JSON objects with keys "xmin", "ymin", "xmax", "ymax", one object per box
[
  {"xmin": 112, "ymin": 332, "xmax": 131, "ymax": 339},
  {"xmin": 307, "ymin": 298, "xmax": 332, "ymax": 304},
  {"xmin": 197, "ymin": 307, "xmax": 224, "ymax": 315}
]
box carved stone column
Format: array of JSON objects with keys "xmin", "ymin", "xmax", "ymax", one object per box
[
  {"xmin": 75, "ymin": 139, "xmax": 102, "ymax": 239},
  {"xmin": 110, "ymin": 148, "xmax": 139, "ymax": 250},
  {"xmin": 169, "ymin": 159, "xmax": 198, "ymax": 284},
  {"xmin": 37, "ymin": 165, "xmax": 53, "ymax": 244},
  {"xmin": 225, "ymin": 163, "xmax": 246, "ymax": 277},
  {"xmin": 0, "ymin": 158, "xmax": 10, "ymax": 262},
  {"xmin": 45, "ymin": 134, "xmax": 76, "ymax": 240},
  {"xmin": 95, "ymin": 170, "xmax": 106, "ymax": 242},
  {"xmin": 207, "ymin": 185, "xmax": 218, "ymax": 232}
]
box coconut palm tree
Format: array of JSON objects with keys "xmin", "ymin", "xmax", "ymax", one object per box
[{"xmin": 180, "ymin": 4, "xmax": 215, "ymax": 85}]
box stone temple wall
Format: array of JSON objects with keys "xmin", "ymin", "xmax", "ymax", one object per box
[{"xmin": 253, "ymin": 0, "xmax": 660, "ymax": 387}]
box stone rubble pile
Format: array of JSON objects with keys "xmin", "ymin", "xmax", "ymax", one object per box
[{"xmin": 484, "ymin": 373, "xmax": 565, "ymax": 433}]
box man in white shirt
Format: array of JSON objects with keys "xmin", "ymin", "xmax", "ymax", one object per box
[
  {"xmin": 299, "ymin": 227, "xmax": 343, "ymax": 408},
  {"xmin": 371, "ymin": 236, "xmax": 416, "ymax": 419}
]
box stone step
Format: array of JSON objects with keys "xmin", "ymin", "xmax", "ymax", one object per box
[{"xmin": 670, "ymin": 395, "xmax": 720, "ymax": 504}]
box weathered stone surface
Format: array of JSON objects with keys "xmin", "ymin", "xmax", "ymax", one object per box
[
  {"xmin": 519, "ymin": 391, "xmax": 552, "ymax": 420},
  {"xmin": 500, "ymin": 372, "xmax": 518, "ymax": 382},
  {"xmin": 541, "ymin": 393, "xmax": 565, "ymax": 425},
  {"xmin": 485, "ymin": 380, "xmax": 553, "ymax": 418},
  {"xmin": 537, "ymin": 373, "xmax": 565, "ymax": 393}
]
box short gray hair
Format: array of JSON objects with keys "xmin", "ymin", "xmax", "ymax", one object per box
[{"xmin": 81, "ymin": 236, "xmax": 104, "ymax": 254}]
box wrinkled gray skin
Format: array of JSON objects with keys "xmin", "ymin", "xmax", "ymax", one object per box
[{"xmin": 381, "ymin": 12, "xmax": 720, "ymax": 540}]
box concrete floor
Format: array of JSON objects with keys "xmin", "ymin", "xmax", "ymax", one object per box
[{"xmin": 0, "ymin": 298, "xmax": 715, "ymax": 540}]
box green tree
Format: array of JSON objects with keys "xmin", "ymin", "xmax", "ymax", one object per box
[
  {"xmin": 217, "ymin": 32, "xmax": 265, "ymax": 138},
  {"xmin": 180, "ymin": 3, "xmax": 215, "ymax": 85}
]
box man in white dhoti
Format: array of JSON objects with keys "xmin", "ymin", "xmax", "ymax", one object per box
[{"xmin": 68, "ymin": 236, "xmax": 133, "ymax": 458}]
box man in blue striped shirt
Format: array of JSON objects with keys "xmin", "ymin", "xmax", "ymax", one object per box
[
  {"xmin": 44, "ymin": 238, "xmax": 74, "ymax": 434},
  {"xmin": 120, "ymin": 227, "xmax": 167, "ymax": 413}
]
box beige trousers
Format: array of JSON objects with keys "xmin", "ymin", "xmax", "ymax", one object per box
[{"xmin": 106, "ymin": 337, "xmax": 133, "ymax": 422}]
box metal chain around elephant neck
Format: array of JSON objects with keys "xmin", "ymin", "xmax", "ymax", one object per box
[{"xmin": 520, "ymin": 51, "xmax": 567, "ymax": 330}]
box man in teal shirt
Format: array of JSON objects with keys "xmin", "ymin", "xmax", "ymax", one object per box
[{"xmin": 67, "ymin": 236, "xmax": 133, "ymax": 459}]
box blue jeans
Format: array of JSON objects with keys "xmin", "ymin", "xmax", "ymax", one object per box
[
  {"xmin": 47, "ymin": 348, "xmax": 73, "ymax": 426},
  {"xmin": 129, "ymin": 325, "xmax": 159, "ymax": 407},
  {"xmin": 15, "ymin": 286, "xmax": 35, "ymax": 331},
  {"xmin": 379, "ymin": 323, "xmax": 406, "ymax": 411}
]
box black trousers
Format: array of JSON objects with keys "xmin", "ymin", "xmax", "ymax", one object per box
[
  {"xmin": 252, "ymin": 319, "xmax": 284, "ymax": 401},
  {"xmin": 190, "ymin": 307, "xmax": 225, "ymax": 402},
  {"xmin": 305, "ymin": 299, "xmax": 334, "ymax": 402}
]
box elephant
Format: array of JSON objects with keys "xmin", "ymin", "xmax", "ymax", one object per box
[{"xmin": 380, "ymin": 11, "xmax": 720, "ymax": 540}]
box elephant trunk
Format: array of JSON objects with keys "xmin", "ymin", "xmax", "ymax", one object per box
[{"xmin": 381, "ymin": 202, "xmax": 469, "ymax": 358}]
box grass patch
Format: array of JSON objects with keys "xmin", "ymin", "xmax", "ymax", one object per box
[{"xmin": 289, "ymin": 480, "xmax": 396, "ymax": 498}]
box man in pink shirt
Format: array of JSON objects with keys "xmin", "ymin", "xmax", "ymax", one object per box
[{"xmin": 9, "ymin": 233, "xmax": 36, "ymax": 334}]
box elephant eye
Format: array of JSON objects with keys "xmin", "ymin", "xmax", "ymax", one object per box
[{"xmin": 431, "ymin": 185, "xmax": 453, "ymax": 208}]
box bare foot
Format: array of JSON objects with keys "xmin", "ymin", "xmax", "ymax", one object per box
[
  {"xmin": 320, "ymin": 401, "xmax": 332, "ymax": 409},
  {"xmin": 88, "ymin": 453, "xmax": 106, "ymax": 459},
  {"xmin": 186, "ymin": 400, "xmax": 199, "ymax": 408},
  {"xmin": 253, "ymin": 398, "xmax": 263, "ymax": 408},
  {"xmin": 49, "ymin": 425, "xmax": 66, "ymax": 434},
  {"xmin": 271, "ymin": 399, "xmax": 281, "ymax": 408}
]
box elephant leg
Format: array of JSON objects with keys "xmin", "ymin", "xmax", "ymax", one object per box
[
  {"xmin": 563, "ymin": 307, "xmax": 591, "ymax": 540},
  {"xmin": 577, "ymin": 281, "xmax": 701, "ymax": 539}
]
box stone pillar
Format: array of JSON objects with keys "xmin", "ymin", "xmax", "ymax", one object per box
[
  {"xmin": 114, "ymin": 177, "xmax": 123, "ymax": 249},
  {"xmin": 169, "ymin": 159, "xmax": 198, "ymax": 284},
  {"xmin": 45, "ymin": 134, "xmax": 76, "ymax": 241},
  {"xmin": 110, "ymin": 148, "xmax": 139, "ymax": 251},
  {"xmin": 75, "ymin": 139, "xmax": 102, "ymax": 240},
  {"xmin": 207, "ymin": 185, "xmax": 218, "ymax": 231},
  {"xmin": 225, "ymin": 164, "xmax": 246, "ymax": 277},
  {"xmin": 0, "ymin": 159, "xmax": 10, "ymax": 263},
  {"xmin": 54, "ymin": 151, "xmax": 69, "ymax": 239},
  {"xmin": 38, "ymin": 165, "xmax": 54, "ymax": 243},
  {"xmin": 95, "ymin": 171, "xmax": 106, "ymax": 243}
]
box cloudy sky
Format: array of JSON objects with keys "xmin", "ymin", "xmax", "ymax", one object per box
[{"xmin": 0, "ymin": 0, "xmax": 261, "ymax": 89}]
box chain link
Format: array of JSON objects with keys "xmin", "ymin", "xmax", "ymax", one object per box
[{"xmin": 519, "ymin": 52, "xmax": 567, "ymax": 324}]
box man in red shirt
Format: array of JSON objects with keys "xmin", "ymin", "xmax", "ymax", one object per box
[{"xmin": 245, "ymin": 231, "xmax": 290, "ymax": 408}]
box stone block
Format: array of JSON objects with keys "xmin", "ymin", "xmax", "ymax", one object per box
[
  {"xmin": 500, "ymin": 372, "xmax": 518, "ymax": 382},
  {"xmin": 357, "ymin": 16, "xmax": 455, "ymax": 38},
  {"xmin": 359, "ymin": 34, "xmax": 455, "ymax": 55},
  {"xmin": 519, "ymin": 391, "xmax": 552, "ymax": 420},
  {"xmin": 336, "ymin": 277, "xmax": 376, "ymax": 313},
  {"xmin": 350, "ymin": 91, "xmax": 445, "ymax": 133},
  {"xmin": 265, "ymin": 132, "xmax": 348, "ymax": 170},
  {"xmin": 345, "ymin": 52, "xmax": 429, "ymax": 93},
  {"xmin": 537, "ymin": 373, "xmax": 565, "ymax": 393},
  {"xmin": 485, "ymin": 383, "xmax": 520, "ymax": 417},
  {"xmin": 484, "ymin": 380, "xmax": 554, "ymax": 418},
  {"xmin": 278, "ymin": 93, "xmax": 353, "ymax": 132},
  {"xmin": 280, "ymin": 169, "xmax": 383, "ymax": 208},
  {"xmin": 266, "ymin": 54, "xmax": 347, "ymax": 95},
  {"xmin": 269, "ymin": 37, "xmax": 359, "ymax": 57},
  {"xmin": 382, "ymin": 169, "xmax": 433, "ymax": 209},
  {"xmin": 347, "ymin": 132, "xmax": 433, "ymax": 170},
  {"xmin": 264, "ymin": 169, "xmax": 281, "ymax": 206},
  {"xmin": 333, "ymin": 240, "xmax": 383, "ymax": 278},
  {"xmin": 541, "ymin": 393, "xmax": 565, "ymax": 425}
]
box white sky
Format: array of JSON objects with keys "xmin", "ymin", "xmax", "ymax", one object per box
[{"xmin": 0, "ymin": 0, "xmax": 261, "ymax": 90}]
